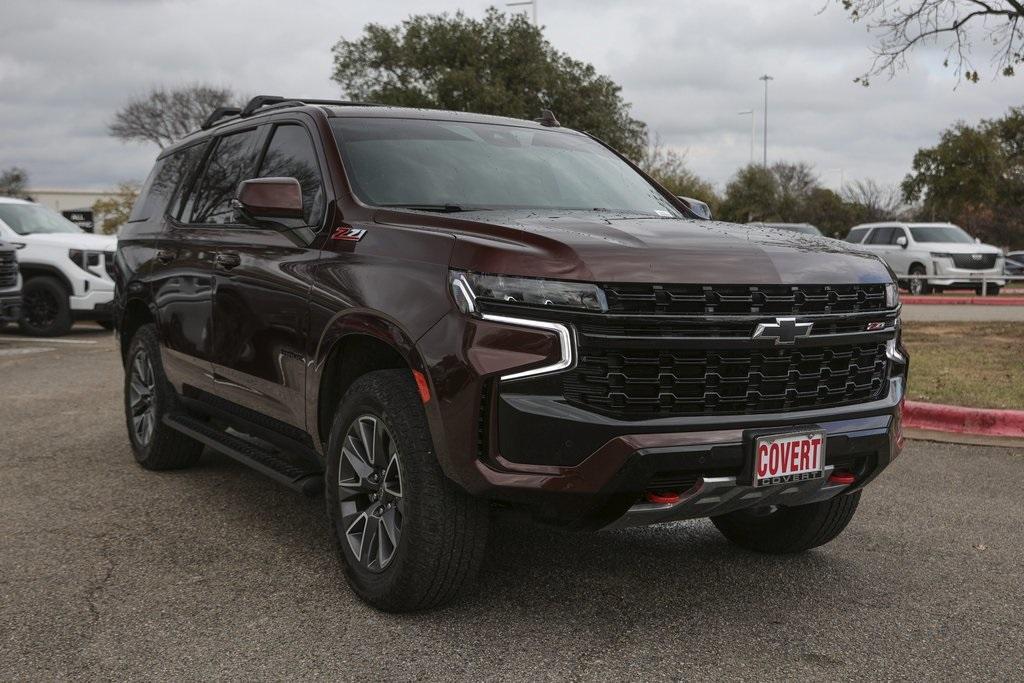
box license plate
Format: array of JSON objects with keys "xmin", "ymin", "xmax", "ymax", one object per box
[{"xmin": 753, "ymin": 431, "xmax": 825, "ymax": 488}]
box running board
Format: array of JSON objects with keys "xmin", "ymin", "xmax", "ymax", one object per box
[{"xmin": 164, "ymin": 414, "xmax": 323, "ymax": 497}]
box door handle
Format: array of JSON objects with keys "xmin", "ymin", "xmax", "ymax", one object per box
[
  {"xmin": 156, "ymin": 249, "xmax": 176, "ymax": 264},
  {"xmin": 215, "ymin": 252, "xmax": 241, "ymax": 270}
]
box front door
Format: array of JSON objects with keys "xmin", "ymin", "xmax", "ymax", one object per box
[{"xmin": 208, "ymin": 122, "xmax": 327, "ymax": 430}]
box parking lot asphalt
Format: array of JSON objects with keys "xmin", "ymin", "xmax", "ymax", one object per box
[
  {"xmin": 901, "ymin": 303, "xmax": 1024, "ymax": 322},
  {"xmin": 2, "ymin": 325, "xmax": 1023, "ymax": 681}
]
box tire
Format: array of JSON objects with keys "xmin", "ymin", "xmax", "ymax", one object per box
[
  {"xmin": 908, "ymin": 265, "xmax": 930, "ymax": 295},
  {"xmin": 325, "ymin": 369, "xmax": 489, "ymax": 612},
  {"xmin": 975, "ymin": 284, "xmax": 1001, "ymax": 296},
  {"xmin": 711, "ymin": 491, "xmax": 861, "ymax": 554},
  {"xmin": 19, "ymin": 276, "xmax": 72, "ymax": 337},
  {"xmin": 123, "ymin": 323, "xmax": 203, "ymax": 470}
]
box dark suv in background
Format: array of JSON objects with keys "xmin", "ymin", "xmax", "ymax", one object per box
[{"xmin": 115, "ymin": 96, "xmax": 907, "ymax": 611}]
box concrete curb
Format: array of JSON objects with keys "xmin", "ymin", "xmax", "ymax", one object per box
[
  {"xmin": 903, "ymin": 400, "xmax": 1024, "ymax": 438},
  {"xmin": 902, "ymin": 295, "xmax": 1024, "ymax": 306}
]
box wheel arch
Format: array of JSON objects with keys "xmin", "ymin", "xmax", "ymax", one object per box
[
  {"xmin": 312, "ymin": 311, "xmax": 434, "ymax": 451},
  {"xmin": 18, "ymin": 263, "xmax": 73, "ymax": 294},
  {"xmin": 118, "ymin": 297, "xmax": 157, "ymax": 363}
]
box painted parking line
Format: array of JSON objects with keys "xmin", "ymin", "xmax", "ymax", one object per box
[
  {"xmin": 0, "ymin": 347, "xmax": 54, "ymax": 357},
  {"xmin": 0, "ymin": 336, "xmax": 98, "ymax": 345}
]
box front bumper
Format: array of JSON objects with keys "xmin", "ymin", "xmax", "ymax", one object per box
[
  {"xmin": 418, "ymin": 308, "xmax": 906, "ymax": 529},
  {"xmin": 928, "ymin": 260, "xmax": 1005, "ymax": 287},
  {"xmin": 70, "ymin": 285, "xmax": 114, "ymax": 315},
  {"xmin": 0, "ymin": 294, "xmax": 21, "ymax": 323}
]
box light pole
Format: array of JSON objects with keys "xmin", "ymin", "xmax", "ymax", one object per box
[
  {"xmin": 738, "ymin": 110, "xmax": 754, "ymax": 165},
  {"xmin": 506, "ymin": 0, "xmax": 537, "ymax": 24},
  {"xmin": 759, "ymin": 74, "xmax": 773, "ymax": 167}
]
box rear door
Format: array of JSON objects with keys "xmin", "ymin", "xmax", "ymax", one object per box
[
  {"xmin": 207, "ymin": 121, "xmax": 327, "ymax": 431},
  {"xmin": 155, "ymin": 127, "xmax": 263, "ymax": 395}
]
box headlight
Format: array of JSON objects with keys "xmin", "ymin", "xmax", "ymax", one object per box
[
  {"xmin": 885, "ymin": 282, "xmax": 900, "ymax": 308},
  {"xmin": 449, "ymin": 270, "xmax": 608, "ymax": 315},
  {"xmin": 929, "ymin": 252, "xmax": 953, "ymax": 259}
]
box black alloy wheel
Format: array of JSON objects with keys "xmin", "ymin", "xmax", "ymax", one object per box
[
  {"xmin": 337, "ymin": 414, "xmax": 405, "ymax": 572},
  {"xmin": 127, "ymin": 346, "xmax": 157, "ymax": 447}
]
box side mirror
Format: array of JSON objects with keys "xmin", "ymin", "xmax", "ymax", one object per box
[
  {"xmin": 974, "ymin": 237, "xmax": 981, "ymax": 244},
  {"xmin": 677, "ymin": 196, "xmax": 712, "ymax": 220},
  {"xmin": 233, "ymin": 177, "xmax": 304, "ymax": 225},
  {"xmin": 896, "ymin": 235, "xmax": 908, "ymax": 248}
]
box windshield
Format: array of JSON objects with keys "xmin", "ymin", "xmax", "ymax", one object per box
[
  {"xmin": 330, "ymin": 118, "xmax": 682, "ymax": 217},
  {"xmin": 909, "ymin": 226, "xmax": 973, "ymax": 243},
  {"xmin": 0, "ymin": 203, "xmax": 83, "ymax": 235}
]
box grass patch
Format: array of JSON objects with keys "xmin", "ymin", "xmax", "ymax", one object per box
[{"xmin": 902, "ymin": 321, "xmax": 1024, "ymax": 409}]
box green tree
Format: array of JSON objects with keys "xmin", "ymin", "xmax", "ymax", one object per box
[
  {"xmin": 835, "ymin": 0, "xmax": 1024, "ymax": 84},
  {"xmin": 902, "ymin": 107, "xmax": 1024, "ymax": 247},
  {"xmin": 639, "ymin": 138, "xmax": 720, "ymax": 212},
  {"xmin": 718, "ymin": 164, "xmax": 779, "ymax": 223},
  {"xmin": 92, "ymin": 181, "xmax": 140, "ymax": 235},
  {"xmin": 0, "ymin": 167, "xmax": 30, "ymax": 199},
  {"xmin": 331, "ymin": 8, "xmax": 647, "ymax": 160},
  {"xmin": 110, "ymin": 85, "xmax": 238, "ymax": 148}
]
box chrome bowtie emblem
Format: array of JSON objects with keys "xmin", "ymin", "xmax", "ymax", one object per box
[
  {"xmin": 971, "ymin": 254, "xmax": 982, "ymax": 260},
  {"xmin": 752, "ymin": 317, "xmax": 814, "ymax": 345}
]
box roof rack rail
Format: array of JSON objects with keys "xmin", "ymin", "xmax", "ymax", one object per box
[
  {"xmin": 201, "ymin": 106, "xmax": 243, "ymax": 130},
  {"xmin": 199, "ymin": 96, "xmax": 382, "ymax": 132}
]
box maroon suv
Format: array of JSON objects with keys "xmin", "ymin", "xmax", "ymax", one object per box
[{"xmin": 114, "ymin": 96, "xmax": 907, "ymax": 611}]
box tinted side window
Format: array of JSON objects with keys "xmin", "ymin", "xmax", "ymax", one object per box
[
  {"xmin": 128, "ymin": 144, "xmax": 204, "ymax": 223},
  {"xmin": 257, "ymin": 125, "xmax": 325, "ymax": 225},
  {"xmin": 184, "ymin": 129, "xmax": 261, "ymax": 225},
  {"xmin": 889, "ymin": 228, "xmax": 908, "ymax": 245},
  {"xmin": 865, "ymin": 227, "xmax": 895, "ymax": 245},
  {"xmin": 846, "ymin": 228, "xmax": 867, "ymax": 243}
]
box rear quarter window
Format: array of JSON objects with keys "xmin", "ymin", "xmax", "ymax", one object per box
[{"xmin": 128, "ymin": 143, "xmax": 206, "ymax": 223}]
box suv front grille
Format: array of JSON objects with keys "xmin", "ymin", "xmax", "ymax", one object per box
[
  {"xmin": 0, "ymin": 251, "xmax": 18, "ymax": 288},
  {"xmin": 951, "ymin": 253, "xmax": 997, "ymax": 269},
  {"xmin": 563, "ymin": 341, "xmax": 890, "ymax": 419},
  {"xmin": 602, "ymin": 283, "xmax": 887, "ymax": 315}
]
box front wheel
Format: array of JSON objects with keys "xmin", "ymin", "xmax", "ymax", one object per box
[
  {"xmin": 711, "ymin": 491, "xmax": 861, "ymax": 554},
  {"xmin": 19, "ymin": 276, "xmax": 72, "ymax": 336},
  {"xmin": 325, "ymin": 369, "xmax": 489, "ymax": 612},
  {"xmin": 907, "ymin": 265, "xmax": 930, "ymax": 295}
]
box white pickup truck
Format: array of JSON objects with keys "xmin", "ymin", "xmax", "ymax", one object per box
[{"xmin": 0, "ymin": 197, "xmax": 116, "ymax": 336}]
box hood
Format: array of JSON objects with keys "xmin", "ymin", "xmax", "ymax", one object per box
[
  {"xmin": 18, "ymin": 232, "xmax": 117, "ymax": 250},
  {"xmin": 398, "ymin": 210, "xmax": 893, "ymax": 285}
]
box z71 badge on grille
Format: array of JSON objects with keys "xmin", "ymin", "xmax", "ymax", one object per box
[{"xmin": 752, "ymin": 317, "xmax": 813, "ymax": 345}]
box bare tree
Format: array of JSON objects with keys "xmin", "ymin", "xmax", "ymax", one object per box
[
  {"xmin": 842, "ymin": 178, "xmax": 905, "ymax": 220},
  {"xmin": 110, "ymin": 85, "xmax": 238, "ymax": 148},
  {"xmin": 836, "ymin": 0, "xmax": 1024, "ymax": 83}
]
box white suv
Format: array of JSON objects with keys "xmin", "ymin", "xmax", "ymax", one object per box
[
  {"xmin": 846, "ymin": 222, "xmax": 1005, "ymax": 296},
  {"xmin": 0, "ymin": 197, "xmax": 117, "ymax": 335}
]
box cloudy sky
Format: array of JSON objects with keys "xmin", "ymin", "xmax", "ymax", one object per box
[{"xmin": 1, "ymin": 0, "xmax": 1020, "ymax": 193}]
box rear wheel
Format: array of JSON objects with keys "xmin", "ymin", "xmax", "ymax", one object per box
[
  {"xmin": 711, "ymin": 491, "xmax": 861, "ymax": 554},
  {"xmin": 325, "ymin": 369, "xmax": 489, "ymax": 612},
  {"xmin": 908, "ymin": 265, "xmax": 930, "ymax": 295},
  {"xmin": 124, "ymin": 324, "xmax": 203, "ymax": 470},
  {"xmin": 19, "ymin": 276, "xmax": 72, "ymax": 336}
]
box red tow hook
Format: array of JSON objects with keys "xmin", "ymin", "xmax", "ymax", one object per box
[
  {"xmin": 645, "ymin": 491, "xmax": 681, "ymax": 505},
  {"xmin": 828, "ymin": 470, "xmax": 857, "ymax": 485}
]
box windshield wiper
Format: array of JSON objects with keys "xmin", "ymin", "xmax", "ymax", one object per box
[{"xmin": 379, "ymin": 203, "xmax": 480, "ymax": 213}]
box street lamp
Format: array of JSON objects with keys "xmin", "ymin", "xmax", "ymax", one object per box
[
  {"xmin": 759, "ymin": 74, "xmax": 773, "ymax": 167},
  {"xmin": 506, "ymin": 0, "xmax": 537, "ymax": 24},
  {"xmin": 738, "ymin": 110, "xmax": 754, "ymax": 165}
]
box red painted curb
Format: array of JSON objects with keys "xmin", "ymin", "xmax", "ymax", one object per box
[
  {"xmin": 903, "ymin": 400, "xmax": 1024, "ymax": 437},
  {"xmin": 902, "ymin": 295, "xmax": 1024, "ymax": 306}
]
